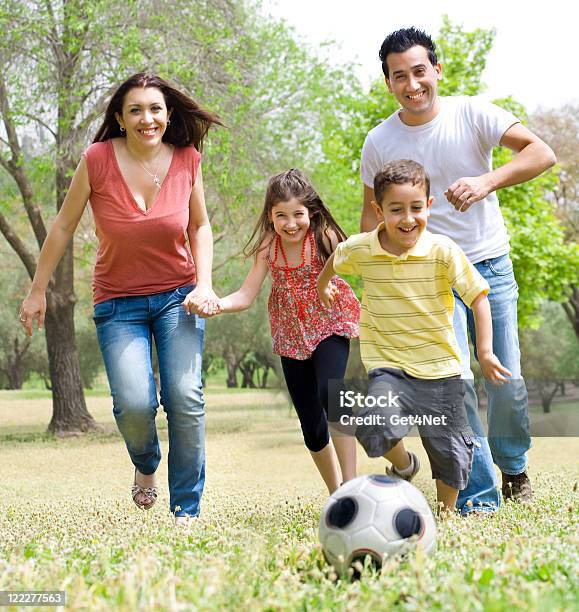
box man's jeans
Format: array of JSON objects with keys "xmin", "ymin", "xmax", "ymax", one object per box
[
  {"xmin": 454, "ymin": 254, "xmax": 531, "ymax": 514},
  {"xmin": 94, "ymin": 285, "xmax": 205, "ymax": 517}
]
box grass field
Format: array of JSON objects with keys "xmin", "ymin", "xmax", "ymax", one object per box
[{"xmin": 0, "ymin": 388, "xmax": 577, "ymax": 610}]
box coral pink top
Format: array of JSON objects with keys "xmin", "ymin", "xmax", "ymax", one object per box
[
  {"xmin": 267, "ymin": 232, "xmax": 360, "ymax": 360},
  {"xmin": 83, "ymin": 140, "xmax": 200, "ymax": 304}
]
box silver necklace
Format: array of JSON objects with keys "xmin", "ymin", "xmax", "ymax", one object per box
[{"xmin": 130, "ymin": 146, "xmax": 165, "ymax": 189}]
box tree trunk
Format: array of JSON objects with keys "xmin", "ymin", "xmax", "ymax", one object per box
[
  {"xmin": 1, "ymin": 336, "xmax": 30, "ymax": 389},
  {"xmin": 7, "ymin": 365, "xmax": 24, "ymax": 390},
  {"xmin": 239, "ymin": 360, "xmax": 256, "ymax": 388},
  {"xmin": 538, "ymin": 381, "xmax": 559, "ymax": 414},
  {"xmin": 224, "ymin": 348, "xmax": 238, "ymax": 388},
  {"xmin": 41, "ymin": 101, "xmax": 98, "ymax": 433},
  {"xmin": 226, "ymin": 364, "xmax": 237, "ymax": 388},
  {"xmin": 241, "ymin": 369, "xmax": 256, "ymax": 388},
  {"xmin": 541, "ymin": 395, "xmax": 551, "ymax": 413},
  {"xmin": 260, "ymin": 366, "xmax": 269, "ymax": 389},
  {"xmin": 562, "ymin": 288, "xmax": 579, "ymax": 340},
  {"xmin": 44, "ymin": 287, "xmax": 97, "ymax": 433},
  {"xmin": 0, "ymin": 362, "xmax": 24, "ymax": 389}
]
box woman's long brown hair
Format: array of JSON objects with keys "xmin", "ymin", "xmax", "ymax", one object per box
[{"xmin": 93, "ymin": 73, "xmax": 223, "ymax": 150}]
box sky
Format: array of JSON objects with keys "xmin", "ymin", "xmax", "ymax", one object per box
[{"xmin": 264, "ymin": 0, "xmax": 577, "ymax": 113}]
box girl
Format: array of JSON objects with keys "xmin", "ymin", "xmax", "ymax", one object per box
[{"xmin": 213, "ymin": 169, "xmax": 360, "ymax": 493}]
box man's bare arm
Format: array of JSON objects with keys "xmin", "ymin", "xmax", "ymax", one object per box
[
  {"xmin": 445, "ymin": 123, "xmax": 557, "ymax": 212},
  {"xmin": 361, "ymin": 184, "xmax": 379, "ymax": 232}
]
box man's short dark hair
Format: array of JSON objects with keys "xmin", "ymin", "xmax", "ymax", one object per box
[
  {"xmin": 379, "ymin": 27, "xmax": 438, "ymax": 78},
  {"xmin": 374, "ymin": 159, "xmax": 430, "ymax": 207}
]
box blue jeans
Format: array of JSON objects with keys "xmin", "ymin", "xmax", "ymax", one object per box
[
  {"xmin": 455, "ymin": 254, "xmax": 531, "ymax": 514},
  {"xmin": 94, "ymin": 285, "xmax": 205, "ymax": 517}
]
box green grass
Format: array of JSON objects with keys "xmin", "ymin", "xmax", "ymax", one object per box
[{"xmin": 0, "ymin": 391, "xmax": 577, "ymax": 610}]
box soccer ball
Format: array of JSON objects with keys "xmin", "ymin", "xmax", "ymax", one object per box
[{"xmin": 319, "ymin": 474, "xmax": 436, "ymax": 576}]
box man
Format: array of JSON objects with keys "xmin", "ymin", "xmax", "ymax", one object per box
[{"xmin": 360, "ymin": 27, "xmax": 556, "ymax": 512}]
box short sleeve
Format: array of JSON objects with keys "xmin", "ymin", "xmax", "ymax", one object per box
[
  {"xmin": 360, "ymin": 133, "xmax": 381, "ymax": 189},
  {"xmin": 82, "ymin": 141, "xmax": 109, "ymax": 189},
  {"xmin": 334, "ymin": 239, "xmax": 359, "ymax": 276},
  {"xmin": 446, "ymin": 241, "xmax": 489, "ymax": 307},
  {"xmin": 469, "ymin": 97, "xmax": 519, "ymax": 148}
]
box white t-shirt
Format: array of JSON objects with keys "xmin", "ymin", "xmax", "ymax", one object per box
[{"xmin": 360, "ymin": 96, "xmax": 519, "ymax": 263}]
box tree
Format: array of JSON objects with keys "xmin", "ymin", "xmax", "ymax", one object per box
[
  {"xmin": 530, "ymin": 104, "xmax": 579, "ymax": 239},
  {"xmin": 520, "ymin": 302, "xmax": 579, "ymax": 412},
  {"xmin": 490, "ymin": 98, "xmax": 579, "ymax": 328},
  {"xmin": 530, "ymin": 104, "xmax": 579, "ymax": 337},
  {"xmin": 0, "ymin": 260, "xmax": 48, "ymax": 389},
  {"xmin": 436, "ymin": 16, "xmax": 495, "ymax": 97}
]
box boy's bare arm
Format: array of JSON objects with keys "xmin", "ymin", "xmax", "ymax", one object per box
[
  {"xmin": 316, "ymin": 252, "xmax": 339, "ymax": 308},
  {"xmin": 471, "ymin": 292, "xmax": 512, "ymax": 384}
]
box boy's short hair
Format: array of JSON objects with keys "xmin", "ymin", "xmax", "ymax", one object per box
[
  {"xmin": 374, "ymin": 159, "xmax": 430, "ymax": 207},
  {"xmin": 379, "ymin": 27, "xmax": 437, "ymax": 78}
]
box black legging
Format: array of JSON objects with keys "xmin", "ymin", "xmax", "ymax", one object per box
[{"xmin": 280, "ymin": 335, "xmax": 350, "ymax": 452}]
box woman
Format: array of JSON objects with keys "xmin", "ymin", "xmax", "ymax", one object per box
[{"xmin": 19, "ymin": 73, "xmax": 222, "ymax": 525}]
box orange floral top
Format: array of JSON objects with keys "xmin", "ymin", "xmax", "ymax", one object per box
[{"xmin": 267, "ymin": 232, "xmax": 360, "ymax": 360}]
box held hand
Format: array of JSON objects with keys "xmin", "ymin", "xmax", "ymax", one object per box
[
  {"xmin": 19, "ymin": 291, "xmax": 47, "ymax": 337},
  {"xmin": 479, "ymin": 352, "xmax": 513, "ymax": 385},
  {"xmin": 198, "ymin": 298, "xmax": 225, "ymax": 318},
  {"xmin": 182, "ymin": 286, "xmax": 222, "ymax": 318},
  {"xmin": 444, "ymin": 176, "xmax": 492, "ymax": 212},
  {"xmin": 317, "ymin": 282, "xmax": 338, "ymax": 309}
]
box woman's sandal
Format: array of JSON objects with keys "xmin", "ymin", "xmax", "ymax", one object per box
[{"xmin": 131, "ymin": 468, "xmax": 158, "ymax": 510}]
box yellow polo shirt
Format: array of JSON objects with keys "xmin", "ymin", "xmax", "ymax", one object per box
[{"xmin": 333, "ymin": 226, "xmax": 489, "ymax": 378}]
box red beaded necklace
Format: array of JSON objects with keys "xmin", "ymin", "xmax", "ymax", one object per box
[{"xmin": 272, "ymin": 230, "xmax": 315, "ymax": 321}]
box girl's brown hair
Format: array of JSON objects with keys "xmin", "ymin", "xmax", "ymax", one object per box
[
  {"xmin": 245, "ymin": 169, "xmax": 347, "ymax": 264},
  {"xmin": 93, "ymin": 73, "xmax": 223, "ymax": 149}
]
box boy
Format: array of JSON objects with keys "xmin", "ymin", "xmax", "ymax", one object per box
[{"xmin": 317, "ymin": 159, "xmax": 511, "ymax": 511}]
